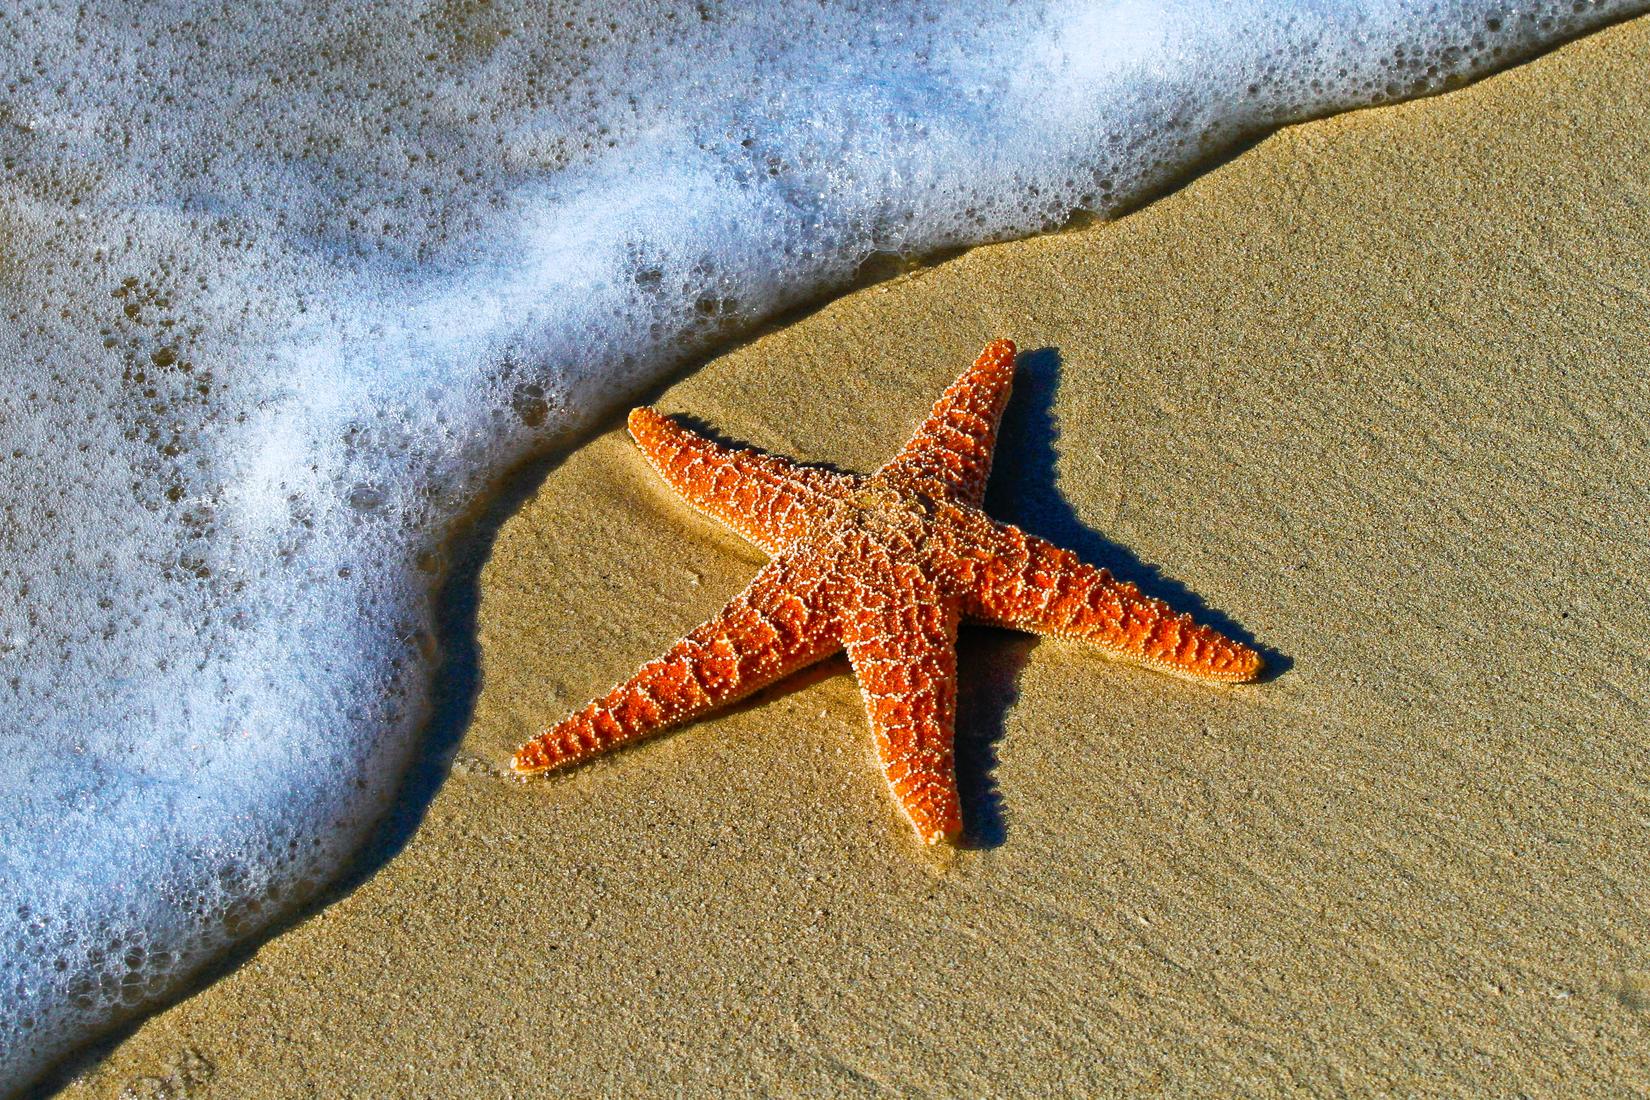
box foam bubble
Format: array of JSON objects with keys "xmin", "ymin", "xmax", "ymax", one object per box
[{"xmin": 0, "ymin": 0, "xmax": 1639, "ymax": 1088}]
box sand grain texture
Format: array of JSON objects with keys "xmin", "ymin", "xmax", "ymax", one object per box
[{"xmin": 61, "ymin": 18, "xmax": 1650, "ymax": 1098}]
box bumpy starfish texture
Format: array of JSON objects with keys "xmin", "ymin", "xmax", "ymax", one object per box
[{"xmin": 513, "ymin": 340, "xmax": 1262, "ymax": 844}]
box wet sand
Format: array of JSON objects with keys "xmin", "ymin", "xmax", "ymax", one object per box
[{"xmin": 58, "ymin": 17, "xmax": 1650, "ymax": 1098}]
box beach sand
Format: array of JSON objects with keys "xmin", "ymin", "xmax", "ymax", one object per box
[{"xmin": 57, "ymin": 17, "xmax": 1650, "ymax": 1098}]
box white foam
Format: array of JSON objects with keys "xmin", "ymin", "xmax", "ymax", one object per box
[{"xmin": 0, "ymin": 0, "xmax": 1639, "ymax": 1087}]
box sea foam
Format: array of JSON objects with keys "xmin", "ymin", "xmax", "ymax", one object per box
[{"xmin": 0, "ymin": 0, "xmax": 1640, "ymax": 1088}]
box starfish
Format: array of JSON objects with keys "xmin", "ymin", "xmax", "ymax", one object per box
[{"xmin": 512, "ymin": 340, "xmax": 1262, "ymax": 844}]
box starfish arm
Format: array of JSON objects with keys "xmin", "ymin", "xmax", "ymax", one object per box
[
  {"xmin": 512, "ymin": 554, "xmax": 841, "ymax": 774},
  {"xmin": 881, "ymin": 338, "xmax": 1017, "ymax": 505},
  {"xmin": 843, "ymin": 571, "xmax": 964, "ymax": 845},
  {"xmin": 628, "ymin": 406, "xmax": 858, "ymax": 554},
  {"xmin": 963, "ymin": 520, "xmax": 1263, "ymax": 683}
]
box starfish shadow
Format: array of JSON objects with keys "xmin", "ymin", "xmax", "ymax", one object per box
[
  {"xmin": 945, "ymin": 347, "xmax": 1286, "ymax": 850},
  {"xmin": 984, "ymin": 346, "xmax": 1289, "ymax": 678},
  {"xmin": 669, "ymin": 413, "xmax": 858, "ymax": 477},
  {"xmin": 954, "ymin": 628, "xmax": 1034, "ymax": 849}
]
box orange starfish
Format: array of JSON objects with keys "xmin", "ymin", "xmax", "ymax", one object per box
[{"xmin": 513, "ymin": 340, "xmax": 1262, "ymax": 844}]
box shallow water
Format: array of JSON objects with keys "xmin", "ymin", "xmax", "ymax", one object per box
[{"xmin": 0, "ymin": 0, "xmax": 1642, "ymax": 1088}]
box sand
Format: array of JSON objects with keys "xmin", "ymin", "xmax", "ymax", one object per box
[{"xmin": 53, "ymin": 16, "xmax": 1650, "ymax": 1098}]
